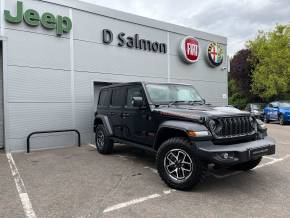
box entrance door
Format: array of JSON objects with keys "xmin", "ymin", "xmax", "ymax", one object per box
[{"xmin": 0, "ymin": 42, "xmax": 4, "ymax": 149}]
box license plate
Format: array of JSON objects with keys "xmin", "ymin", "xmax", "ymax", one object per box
[{"xmin": 249, "ymin": 146, "xmax": 273, "ymax": 158}]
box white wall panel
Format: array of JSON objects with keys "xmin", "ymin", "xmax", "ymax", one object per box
[
  {"xmin": 73, "ymin": 10, "xmax": 167, "ymax": 45},
  {"xmin": 74, "ymin": 40, "xmax": 168, "ymax": 78},
  {"xmin": 6, "ymin": 29, "xmax": 71, "ymax": 70},
  {"xmin": 7, "ymin": 66, "xmax": 71, "ymax": 102},
  {"xmin": 7, "ymin": 103, "xmax": 73, "ymax": 139}
]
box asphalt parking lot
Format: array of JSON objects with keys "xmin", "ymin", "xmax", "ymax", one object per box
[{"xmin": 1, "ymin": 123, "xmax": 290, "ymax": 218}]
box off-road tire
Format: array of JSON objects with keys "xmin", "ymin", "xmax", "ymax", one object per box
[
  {"xmin": 279, "ymin": 115, "xmax": 285, "ymax": 125},
  {"xmin": 156, "ymin": 137, "xmax": 207, "ymax": 191},
  {"xmin": 230, "ymin": 157, "xmax": 262, "ymax": 171},
  {"xmin": 95, "ymin": 124, "xmax": 114, "ymax": 154}
]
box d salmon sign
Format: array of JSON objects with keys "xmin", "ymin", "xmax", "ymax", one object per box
[
  {"xmin": 179, "ymin": 36, "xmax": 200, "ymax": 64},
  {"xmin": 206, "ymin": 42, "xmax": 224, "ymax": 67}
]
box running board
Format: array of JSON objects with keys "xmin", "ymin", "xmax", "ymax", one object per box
[{"xmin": 110, "ymin": 137, "xmax": 157, "ymax": 155}]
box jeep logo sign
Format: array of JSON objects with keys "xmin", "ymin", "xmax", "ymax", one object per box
[
  {"xmin": 179, "ymin": 36, "xmax": 199, "ymax": 64},
  {"xmin": 4, "ymin": 1, "xmax": 72, "ymax": 36}
]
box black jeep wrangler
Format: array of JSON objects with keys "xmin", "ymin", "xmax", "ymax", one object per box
[{"xmin": 94, "ymin": 82, "xmax": 275, "ymax": 190}]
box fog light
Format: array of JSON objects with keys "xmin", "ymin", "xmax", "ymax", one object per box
[
  {"xmin": 215, "ymin": 152, "xmax": 236, "ymax": 161},
  {"xmin": 222, "ymin": 152, "xmax": 229, "ymax": 159}
]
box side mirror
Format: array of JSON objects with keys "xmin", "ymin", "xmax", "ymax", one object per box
[{"xmin": 132, "ymin": 96, "xmax": 144, "ymax": 108}]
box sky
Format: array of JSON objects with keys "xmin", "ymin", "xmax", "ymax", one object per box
[{"xmin": 81, "ymin": 0, "xmax": 290, "ymax": 56}]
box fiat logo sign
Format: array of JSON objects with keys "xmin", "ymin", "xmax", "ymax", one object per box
[{"xmin": 179, "ymin": 36, "xmax": 200, "ymax": 64}]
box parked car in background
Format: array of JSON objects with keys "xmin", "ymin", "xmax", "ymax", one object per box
[
  {"xmin": 245, "ymin": 103, "xmax": 265, "ymax": 119},
  {"xmin": 263, "ymin": 101, "xmax": 290, "ymax": 125}
]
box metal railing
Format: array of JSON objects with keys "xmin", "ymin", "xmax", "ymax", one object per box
[{"xmin": 27, "ymin": 129, "xmax": 81, "ymax": 153}]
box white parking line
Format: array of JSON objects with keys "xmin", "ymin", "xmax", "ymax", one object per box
[
  {"xmin": 210, "ymin": 155, "xmax": 290, "ymax": 179},
  {"xmin": 6, "ymin": 153, "xmax": 37, "ymax": 218},
  {"xmin": 88, "ymin": 143, "xmax": 96, "ymax": 148},
  {"xmin": 254, "ymin": 155, "xmax": 290, "ymax": 169},
  {"xmin": 263, "ymin": 156, "xmax": 278, "ymax": 161},
  {"xmin": 103, "ymin": 193, "xmax": 161, "ymax": 213}
]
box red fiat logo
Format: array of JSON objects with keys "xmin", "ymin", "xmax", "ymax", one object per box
[{"xmin": 179, "ymin": 36, "xmax": 199, "ymax": 64}]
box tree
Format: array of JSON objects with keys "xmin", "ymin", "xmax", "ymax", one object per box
[
  {"xmin": 247, "ymin": 24, "xmax": 290, "ymax": 101},
  {"xmin": 229, "ymin": 49, "xmax": 254, "ymax": 97}
]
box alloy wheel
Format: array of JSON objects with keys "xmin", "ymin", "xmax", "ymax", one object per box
[
  {"xmin": 96, "ymin": 130, "xmax": 105, "ymax": 149},
  {"xmin": 164, "ymin": 149, "xmax": 193, "ymax": 181}
]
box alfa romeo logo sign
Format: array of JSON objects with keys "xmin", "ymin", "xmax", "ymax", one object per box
[
  {"xmin": 179, "ymin": 36, "xmax": 199, "ymax": 64},
  {"xmin": 206, "ymin": 42, "xmax": 224, "ymax": 67}
]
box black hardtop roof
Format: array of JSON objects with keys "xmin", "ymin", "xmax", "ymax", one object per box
[
  {"xmin": 100, "ymin": 81, "xmax": 192, "ymax": 91},
  {"xmin": 100, "ymin": 82, "xmax": 143, "ymax": 90}
]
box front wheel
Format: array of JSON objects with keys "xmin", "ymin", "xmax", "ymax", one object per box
[
  {"xmin": 156, "ymin": 137, "xmax": 207, "ymax": 191},
  {"xmin": 279, "ymin": 115, "xmax": 285, "ymax": 125},
  {"xmin": 230, "ymin": 157, "xmax": 262, "ymax": 171}
]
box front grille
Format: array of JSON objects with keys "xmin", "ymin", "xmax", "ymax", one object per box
[{"xmin": 208, "ymin": 116, "xmax": 256, "ymax": 139}]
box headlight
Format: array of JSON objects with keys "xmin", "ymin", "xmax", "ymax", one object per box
[
  {"xmin": 256, "ymin": 119, "xmax": 267, "ymax": 130},
  {"xmin": 187, "ymin": 130, "xmax": 211, "ymax": 137}
]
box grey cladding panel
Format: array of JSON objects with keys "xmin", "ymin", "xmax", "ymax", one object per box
[
  {"xmin": 73, "ymin": 10, "xmax": 167, "ymax": 45},
  {"xmin": 74, "ymin": 40, "xmax": 168, "ymax": 78},
  {"xmin": 7, "ymin": 103, "xmax": 73, "ymax": 139},
  {"xmin": 6, "ymin": 29, "xmax": 71, "ymax": 70},
  {"xmin": 169, "ymin": 55, "xmax": 227, "ymax": 83},
  {"xmin": 7, "ymin": 66, "xmax": 71, "ymax": 102}
]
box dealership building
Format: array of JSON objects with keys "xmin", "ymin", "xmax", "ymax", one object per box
[{"xmin": 0, "ymin": 0, "xmax": 228, "ymax": 152}]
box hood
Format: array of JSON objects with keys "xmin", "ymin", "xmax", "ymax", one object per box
[
  {"xmin": 153, "ymin": 104, "xmax": 250, "ymax": 121},
  {"xmin": 280, "ymin": 107, "xmax": 290, "ymax": 112}
]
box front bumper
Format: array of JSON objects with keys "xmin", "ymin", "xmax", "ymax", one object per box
[
  {"xmin": 195, "ymin": 136, "xmax": 276, "ymax": 165},
  {"xmin": 283, "ymin": 113, "xmax": 290, "ymax": 122}
]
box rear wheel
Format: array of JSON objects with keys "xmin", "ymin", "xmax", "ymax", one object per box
[
  {"xmin": 156, "ymin": 137, "xmax": 207, "ymax": 191},
  {"xmin": 230, "ymin": 157, "xmax": 262, "ymax": 171},
  {"xmin": 95, "ymin": 124, "xmax": 114, "ymax": 154}
]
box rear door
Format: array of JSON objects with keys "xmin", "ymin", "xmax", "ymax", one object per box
[{"xmin": 109, "ymin": 87, "xmax": 126, "ymax": 138}]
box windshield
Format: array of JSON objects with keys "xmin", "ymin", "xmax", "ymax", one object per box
[
  {"xmin": 252, "ymin": 104, "xmax": 263, "ymax": 110},
  {"xmin": 145, "ymin": 83, "xmax": 203, "ymax": 104},
  {"xmin": 280, "ymin": 102, "xmax": 290, "ymax": 107}
]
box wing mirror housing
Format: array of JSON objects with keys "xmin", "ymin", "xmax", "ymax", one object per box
[{"xmin": 132, "ymin": 97, "xmax": 144, "ymax": 107}]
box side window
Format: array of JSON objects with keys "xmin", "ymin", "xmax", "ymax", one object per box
[
  {"xmin": 271, "ymin": 102, "xmax": 278, "ymax": 108},
  {"xmin": 111, "ymin": 88, "xmax": 126, "ymax": 107},
  {"xmin": 98, "ymin": 90, "xmax": 111, "ymax": 107},
  {"xmin": 126, "ymin": 86, "xmax": 143, "ymax": 107}
]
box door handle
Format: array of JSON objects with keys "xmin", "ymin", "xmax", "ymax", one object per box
[{"xmin": 121, "ymin": 113, "xmax": 129, "ymax": 118}]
